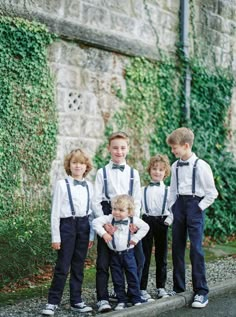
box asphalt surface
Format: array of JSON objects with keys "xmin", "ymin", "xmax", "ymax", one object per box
[{"xmin": 103, "ymin": 278, "xmax": 236, "ymax": 317}]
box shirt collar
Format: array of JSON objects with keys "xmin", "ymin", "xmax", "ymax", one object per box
[{"xmin": 179, "ymin": 152, "xmax": 197, "ymax": 164}]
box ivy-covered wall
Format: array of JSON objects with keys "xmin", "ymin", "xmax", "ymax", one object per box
[{"xmin": 0, "ymin": 16, "xmax": 57, "ymax": 286}]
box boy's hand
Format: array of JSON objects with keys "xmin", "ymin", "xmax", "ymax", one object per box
[
  {"xmin": 52, "ymin": 242, "xmax": 61, "ymax": 250},
  {"xmin": 129, "ymin": 223, "xmax": 138, "ymax": 234},
  {"xmin": 104, "ymin": 223, "xmax": 117, "ymax": 235},
  {"xmin": 102, "ymin": 233, "xmax": 113, "ymax": 243},
  {"xmin": 129, "ymin": 240, "xmax": 137, "ymax": 246},
  {"xmin": 88, "ymin": 241, "xmax": 94, "ymax": 249},
  {"xmin": 164, "ymin": 221, "xmax": 170, "ymax": 226}
]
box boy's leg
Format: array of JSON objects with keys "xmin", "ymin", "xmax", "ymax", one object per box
[
  {"xmin": 186, "ymin": 197, "xmax": 208, "ymax": 295},
  {"xmin": 96, "ymin": 236, "xmax": 111, "ymax": 301},
  {"xmin": 48, "ymin": 218, "xmax": 76, "ymax": 305},
  {"xmin": 110, "ymin": 253, "xmax": 127, "ymax": 303},
  {"xmin": 154, "ymin": 217, "xmax": 168, "ymax": 289},
  {"xmin": 134, "ymin": 241, "xmax": 145, "ymax": 283},
  {"xmin": 172, "ymin": 197, "xmax": 187, "ymax": 293},
  {"xmin": 124, "ymin": 249, "xmax": 143, "ymax": 304},
  {"xmin": 70, "ymin": 217, "xmax": 90, "ymax": 305},
  {"xmin": 140, "ymin": 215, "xmax": 154, "ymax": 290}
]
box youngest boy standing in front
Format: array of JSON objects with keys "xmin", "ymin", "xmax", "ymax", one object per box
[
  {"xmin": 166, "ymin": 127, "xmax": 218, "ymax": 308},
  {"xmin": 93, "ymin": 194, "xmax": 149, "ymax": 311}
]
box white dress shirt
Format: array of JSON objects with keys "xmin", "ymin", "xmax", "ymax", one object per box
[
  {"xmin": 169, "ymin": 153, "xmax": 218, "ymax": 211},
  {"xmin": 92, "ymin": 160, "xmax": 141, "ymax": 218},
  {"xmin": 141, "ymin": 181, "xmax": 173, "ymax": 225},
  {"xmin": 51, "ymin": 175, "xmax": 94, "ymax": 243},
  {"xmin": 92, "ymin": 214, "xmax": 149, "ymax": 251}
]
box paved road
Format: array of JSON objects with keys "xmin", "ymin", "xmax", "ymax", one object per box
[{"xmin": 158, "ymin": 291, "xmax": 236, "ymax": 317}]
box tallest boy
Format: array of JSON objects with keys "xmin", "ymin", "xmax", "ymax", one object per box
[{"xmin": 92, "ymin": 131, "xmax": 143, "ymax": 313}]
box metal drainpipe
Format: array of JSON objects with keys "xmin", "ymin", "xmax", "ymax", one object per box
[{"xmin": 180, "ymin": 0, "xmax": 191, "ymax": 121}]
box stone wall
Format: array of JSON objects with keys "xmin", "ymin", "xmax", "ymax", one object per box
[{"xmin": 1, "ymin": 0, "xmax": 236, "ymax": 184}]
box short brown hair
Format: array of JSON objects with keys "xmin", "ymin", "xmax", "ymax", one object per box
[
  {"xmin": 108, "ymin": 131, "xmax": 129, "ymax": 145},
  {"xmin": 147, "ymin": 154, "xmax": 170, "ymax": 179},
  {"xmin": 64, "ymin": 148, "xmax": 93, "ymax": 177},
  {"xmin": 111, "ymin": 194, "xmax": 135, "ymax": 217},
  {"xmin": 166, "ymin": 127, "xmax": 194, "ymax": 147}
]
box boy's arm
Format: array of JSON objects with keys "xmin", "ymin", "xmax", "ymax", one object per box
[
  {"xmin": 92, "ymin": 214, "xmax": 112, "ymax": 237},
  {"xmin": 132, "ymin": 169, "xmax": 142, "ymax": 217},
  {"xmin": 198, "ymin": 161, "xmax": 218, "ymax": 211},
  {"xmin": 92, "ymin": 169, "xmax": 105, "ymax": 218},
  {"xmin": 130, "ymin": 217, "xmax": 149, "ymax": 244},
  {"xmin": 88, "ymin": 212, "xmax": 95, "ymax": 242},
  {"xmin": 168, "ymin": 163, "xmax": 177, "ymax": 209},
  {"xmin": 51, "ymin": 181, "xmax": 64, "ymax": 244}
]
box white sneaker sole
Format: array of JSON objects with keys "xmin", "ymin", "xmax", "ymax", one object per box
[{"xmin": 192, "ymin": 299, "xmax": 208, "ymax": 308}]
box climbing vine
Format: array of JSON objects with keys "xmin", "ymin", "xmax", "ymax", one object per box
[
  {"xmin": 94, "ymin": 50, "xmax": 235, "ymax": 241},
  {"xmin": 0, "ymin": 16, "xmax": 57, "ymax": 286}
]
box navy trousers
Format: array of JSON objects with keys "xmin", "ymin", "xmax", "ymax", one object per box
[
  {"xmin": 172, "ymin": 195, "xmax": 209, "ymax": 295},
  {"xmin": 48, "ymin": 216, "xmax": 90, "ymax": 305},
  {"xmin": 110, "ymin": 249, "xmax": 142, "ymax": 304},
  {"xmin": 96, "ymin": 201, "xmax": 145, "ymax": 301},
  {"xmin": 141, "ymin": 215, "xmax": 168, "ymax": 290}
]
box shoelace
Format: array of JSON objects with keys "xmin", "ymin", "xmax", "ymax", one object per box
[{"xmin": 194, "ymin": 295, "xmax": 204, "ymax": 302}]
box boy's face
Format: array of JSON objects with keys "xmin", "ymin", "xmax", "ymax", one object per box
[
  {"xmin": 150, "ymin": 162, "xmax": 166, "ymax": 182},
  {"xmin": 170, "ymin": 143, "xmax": 191, "ymax": 160},
  {"xmin": 108, "ymin": 138, "xmax": 129, "ymax": 164},
  {"xmin": 112, "ymin": 205, "xmax": 129, "ymax": 220},
  {"xmin": 70, "ymin": 158, "xmax": 86, "ymax": 179}
]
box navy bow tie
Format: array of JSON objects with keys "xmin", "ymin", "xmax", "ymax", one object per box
[
  {"xmin": 112, "ymin": 163, "xmax": 125, "ymax": 172},
  {"xmin": 178, "ymin": 161, "xmax": 189, "ymax": 167},
  {"xmin": 149, "ymin": 182, "xmax": 160, "ymax": 186},
  {"xmin": 74, "ymin": 179, "xmax": 86, "ymax": 186},
  {"xmin": 114, "ymin": 219, "xmax": 129, "ymax": 225}
]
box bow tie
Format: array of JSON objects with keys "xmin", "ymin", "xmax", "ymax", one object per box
[
  {"xmin": 113, "ymin": 219, "xmax": 129, "ymax": 225},
  {"xmin": 112, "ymin": 163, "xmax": 125, "ymax": 172},
  {"xmin": 74, "ymin": 179, "xmax": 86, "ymax": 186},
  {"xmin": 149, "ymin": 182, "xmax": 160, "ymax": 186},
  {"xmin": 178, "ymin": 161, "xmax": 189, "ymax": 167}
]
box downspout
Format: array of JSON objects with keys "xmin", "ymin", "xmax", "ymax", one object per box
[{"xmin": 180, "ymin": 0, "xmax": 191, "ymax": 121}]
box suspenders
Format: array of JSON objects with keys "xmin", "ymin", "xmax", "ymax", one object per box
[
  {"xmin": 176, "ymin": 158, "xmax": 199, "ymax": 196},
  {"xmin": 65, "ymin": 179, "xmax": 90, "ymax": 219},
  {"xmin": 144, "ymin": 186, "xmax": 168, "ymax": 215},
  {"xmin": 111, "ymin": 216, "xmax": 133, "ymax": 251},
  {"xmin": 102, "ymin": 166, "xmax": 134, "ymax": 200}
]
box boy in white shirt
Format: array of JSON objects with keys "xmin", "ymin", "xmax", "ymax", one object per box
[
  {"xmin": 166, "ymin": 127, "xmax": 218, "ymax": 309},
  {"xmin": 92, "ymin": 131, "xmax": 144, "ymax": 312},
  {"xmin": 140, "ymin": 154, "xmax": 173, "ymax": 300},
  {"xmin": 42, "ymin": 149, "xmax": 94, "ymax": 316},
  {"xmin": 93, "ymin": 194, "xmax": 149, "ymax": 311}
]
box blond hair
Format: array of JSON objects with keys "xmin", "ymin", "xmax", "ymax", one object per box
[
  {"xmin": 166, "ymin": 127, "xmax": 194, "ymax": 147},
  {"xmin": 108, "ymin": 131, "xmax": 129, "ymax": 145},
  {"xmin": 147, "ymin": 154, "xmax": 170, "ymax": 179},
  {"xmin": 111, "ymin": 194, "xmax": 135, "ymax": 217},
  {"xmin": 64, "ymin": 148, "xmax": 93, "ymax": 177}
]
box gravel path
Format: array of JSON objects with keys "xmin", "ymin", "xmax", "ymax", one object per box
[{"xmin": 0, "ymin": 256, "xmax": 235, "ymax": 317}]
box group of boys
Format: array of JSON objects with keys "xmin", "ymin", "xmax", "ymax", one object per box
[{"xmin": 42, "ymin": 127, "xmax": 218, "ymax": 316}]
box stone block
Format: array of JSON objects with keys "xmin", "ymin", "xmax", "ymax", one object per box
[
  {"xmin": 59, "ymin": 113, "xmax": 81, "ymax": 136},
  {"xmin": 64, "ymin": 0, "xmax": 81, "ymax": 20},
  {"xmin": 102, "ymin": 0, "xmax": 132, "ymax": 15},
  {"xmin": 80, "ymin": 116, "xmax": 104, "ymax": 138},
  {"xmin": 110, "ymin": 13, "xmax": 137, "ymax": 36},
  {"xmin": 58, "ymin": 42, "xmax": 85, "ymax": 67},
  {"xmin": 82, "ymin": 3, "xmax": 110, "ymax": 30},
  {"xmin": 130, "ymin": 0, "xmax": 145, "ymax": 19},
  {"xmin": 55, "ymin": 66, "xmax": 80, "ymax": 89},
  {"xmin": 33, "ymin": 0, "xmax": 64, "ymax": 17}
]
